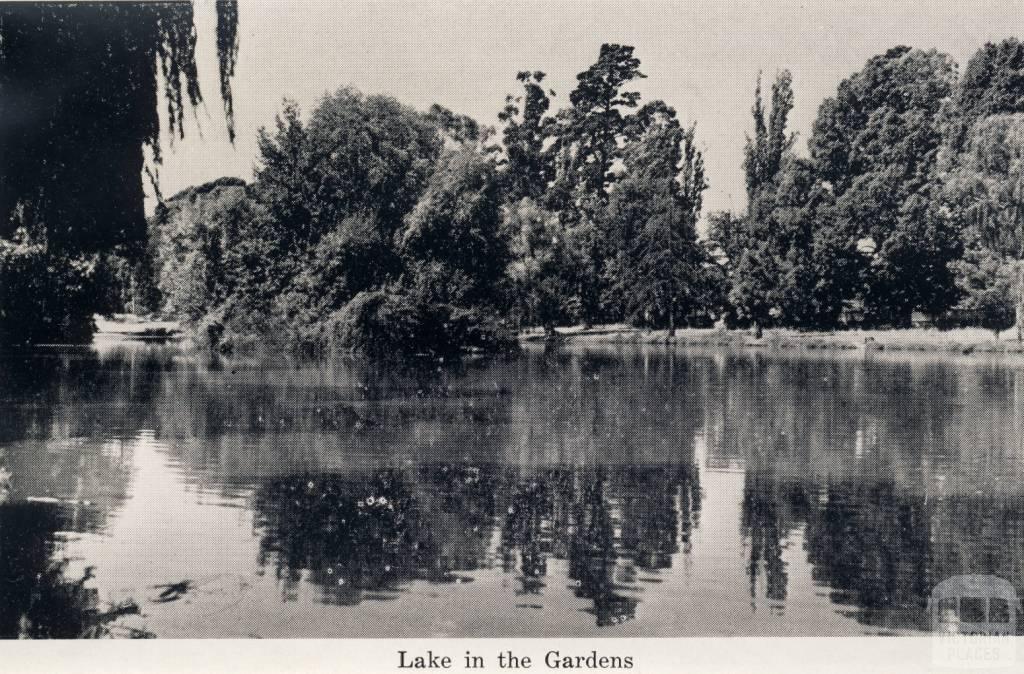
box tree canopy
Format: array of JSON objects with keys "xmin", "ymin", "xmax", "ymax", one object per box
[
  {"xmin": 0, "ymin": 1, "xmax": 239, "ymax": 255},
  {"xmin": 0, "ymin": 1, "xmax": 239, "ymax": 344},
  {"xmin": 11, "ymin": 22, "xmax": 1024, "ymax": 349},
  {"xmin": 604, "ymin": 104, "xmax": 710, "ymax": 332},
  {"xmin": 812, "ymin": 47, "xmax": 961, "ymax": 325}
]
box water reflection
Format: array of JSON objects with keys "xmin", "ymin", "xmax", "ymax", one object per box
[
  {"xmin": 0, "ymin": 501, "xmax": 108, "ymax": 638},
  {"xmin": 249, "ymin": 461, "xmax": 703, "ymax": 628},
  {"xmin": 1, "ymin": 344, "xmax": 1023, "ymax": 636}
]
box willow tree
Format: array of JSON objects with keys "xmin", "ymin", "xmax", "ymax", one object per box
[
  {"xmin": 0, "ymin": 1, "xmax": 238, "ymax": 343},
  {"xmin": 944, "ymin": 115, "xmax": 1024, "ymax": 339},
  {"xmin": 942, "ymin": 40, "xmax": 1024, "ymax": 339},
  {"xmin": 0, "ymin": 1, "xmax": 237, "ymax": 342}
]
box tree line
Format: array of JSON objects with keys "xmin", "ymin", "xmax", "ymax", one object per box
[
  {"xmin": 145, "ymin": 44, "xmax": 716, "ymax": 354},
  {"xmin": 151, "ymin": 39, "xmax": 1024, "ymax": 354},
  {"xmin": 712, "ymin": 42, "xmax": 1024, "ymax": 338},
  {"xmin": 5, "ymin": 4, "xmax": 1024, "ymax": 352}
]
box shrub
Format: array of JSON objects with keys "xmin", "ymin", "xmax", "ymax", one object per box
[
  {"xmin": 328, "ymin": 290, "xmax": 420, "ymax": 356},
  {"xmin": 329, "ymin": 288, "xmax": 517, "ymax": 358},
  {"xmin": 0, "ymin": 238, "xmax": 99, "ymax": 345},
  {"xmin": 950, "ymin": 251, "xmax": 1017, "ymax": 337}
]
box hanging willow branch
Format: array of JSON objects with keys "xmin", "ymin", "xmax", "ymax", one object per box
[
  {"xmin": 156, "ymin": 2, "xmax": 202, "ymax": 147},
  {"xmin": 217, "ymin": 0, "xmax": 239, "ymax": 142},
  {"xmin": 0, "ymin": 1, "xmax": 239, "ymax": 255}
]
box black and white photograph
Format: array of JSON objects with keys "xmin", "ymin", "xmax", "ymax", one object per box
[{"xmin": 2, "ymin": 1, "xmax": 1024, "ymax": 670}]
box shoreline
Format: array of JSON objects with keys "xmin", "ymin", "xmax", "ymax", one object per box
[
  {"xmin": 521, "ymin": 324, "xmax": 1024, "ymax": 356},
  {"xmin": 94, "ymin": 315, "xmax": 1024, "ymax": 357}
]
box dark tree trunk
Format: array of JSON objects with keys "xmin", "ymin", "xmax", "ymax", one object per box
[{"xmin": 1016, "ymin": 262, "xmax": 1024, "ymax": 342}]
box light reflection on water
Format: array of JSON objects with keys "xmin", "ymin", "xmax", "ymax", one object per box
[{"xmin": 1, "ymin": 343, "xmax": 1023, "ymax": 637}]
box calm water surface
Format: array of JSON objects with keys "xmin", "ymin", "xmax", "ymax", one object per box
[{"xmin": 1, "ymin": 341, "xmax": 1023, "ymax": 637}]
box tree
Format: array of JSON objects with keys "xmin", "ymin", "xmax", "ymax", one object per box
[
  {"xmin": 0, "ymin": 2, "xmax": 238, "ymax": 256},
  {"xmin": 0, "ymin": 237, "xmax": 100, "ymax": 346},
  {"xmin": 943, "ymin": 114, "xmax": 1024, "ymax": 339},
  {"xmin": 497, "ymin": 70, "xmax": 562, "ymax": 334},
  {"xmin": 172, "ymin": 89, "xmax": 450, "ymax": 352},
  {"xmin": 810, "ymin": 47, "xmax": 960, "ymax": 326},
  {"xmin": 944, "ymin": 39, "xmax": 1024, "ymax": 155},
  {"xmin": 345, "ymin": 147, "xmax": 516, "ymax": 355},
  {"xmin": 0, "ymin": 2, "xmax": 239, "ymax": 344},
  {"xmin": 399, "ymin": 148, "xmax": 510, "ymax": 309},
  {"xmin": 425, "ymin": 104, "xmax": 482, "ymax": 145},
  {"xmin": 149, "ymin": 177, "xmax": 248, "ymax": 323},
  {"xmin": 280, "ymin": 213, "xmax": 401, "ymax": 350},
  {"xmin": 744, "ymin": 72, "xmax": 795, "ymax": 212},
  {"xmin": 548, "ymin": 44, "xmax": 643, "ymax": 209},
  {"xmin": 721, "ymin": 71, "xmax": 797, "ymax": 335},
  {"xmin": 941, "ymin": 40, "xmax": 1024, "ymax": 339},
  {"xmin": 498, "ymin": 71, "xmax": 554, "ymax": 203},
  {"xmin": 504, "ymin": 199, "xmax": 581, "ymax": 336},
  {"xmin": 715, "ymin": 71, "xmax": 861, "ymax": 332},
  {"xmin": 706, "ymin": 211, "xmax": 747, "ymax": 267},
  {"xmin": 545, "ymin": 44, "xmax": 647, "ymax": 326},
  {"xmin": 254, "ymin": 89, "xmax": 443, "ymax": 252},
  {"xmin": 785, "ymin": 168, "xmax": 861, "ymax": 329},
  {"xmin": 136, "ymin": 85, "xmax": 522, "ymax": 356},
  {"xmin": 950, "ymin": 247, "xmax": 1016, "ymax": 338},
  {"xmin": 604, "ymin": 103, "xmax": 709, "ymax": 334}
]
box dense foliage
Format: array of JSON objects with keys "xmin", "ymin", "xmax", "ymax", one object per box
[
  {"xmin": 603, "ymin": 106, "xmax": 712, "ymax": 332},
  {"xmin": 0, "ymin": 1, "xmax": 238, "ymax": 343},
  {"xmin": 151, "ymin": 45, "xmax": 719, "ymax": 354},
  {"xmin": 150, "ymin": 89, "xmax": 512, "ymax": 355},
  {"xmin": 939, "ymin": 40, "xmax": 1024, "ymax": 337},
  {"xmin": 0, "ymin": 237, "xmax": 101, "ymax": 345},
  {"xmin": 713, "ymin": 41, "xmax": 1024, "ymax": 333},
  {"xmin": 11, "ymin": 14, "xmax": 1024, "ymax": 348}
]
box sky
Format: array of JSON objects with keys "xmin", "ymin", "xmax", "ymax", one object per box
[{"xmin": 151, "ymin": 0, "xmax": 1024, "ymax": 219}]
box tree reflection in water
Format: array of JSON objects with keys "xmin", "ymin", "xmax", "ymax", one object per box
[
  {"xmin": 502, "ymin": 474, "xmax": 551, "ymax": 596},
  {"xmin": 803, "ymin": 480, "xmax": 933, "ymax": 631},
  {"xmin": 567, "ymin": 470, "xmax": 637, "ymax": 626},
  {"xmin": 253, "ymin": 471, "xmax": 415, "ymax": 605},
  {"xmin": 0, "ymin": 502, "xmax": 105, "ymax": 638},
  {"xmin": 5, "ymin": 345, "xmax": 1024, "ymax": 636},
  {"xmin": 250, "ymin": 461, "xmax": 703, "ymax": 626}
]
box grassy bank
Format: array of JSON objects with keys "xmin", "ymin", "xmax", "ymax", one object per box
[
  {"xmin": 521, "ymin": 324, "xmax": 1024, "ymax": 355},
  {"xmin": 92, "ymin": 315, "xmax": 1024, "ymax": 356}
]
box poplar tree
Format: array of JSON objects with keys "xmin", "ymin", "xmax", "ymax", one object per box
[{"xmin": 724, "ymin": 71, "xmax": 796, "ymax": 335}]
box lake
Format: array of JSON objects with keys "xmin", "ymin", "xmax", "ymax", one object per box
[{"xmin": 1, "ymin": 341, "xmax": 1023, "ymax": 638}]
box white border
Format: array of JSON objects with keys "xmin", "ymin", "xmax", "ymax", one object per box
[{"xmin": 5, "ymin": 637, "xmax": 1022, "ymax": 673}]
